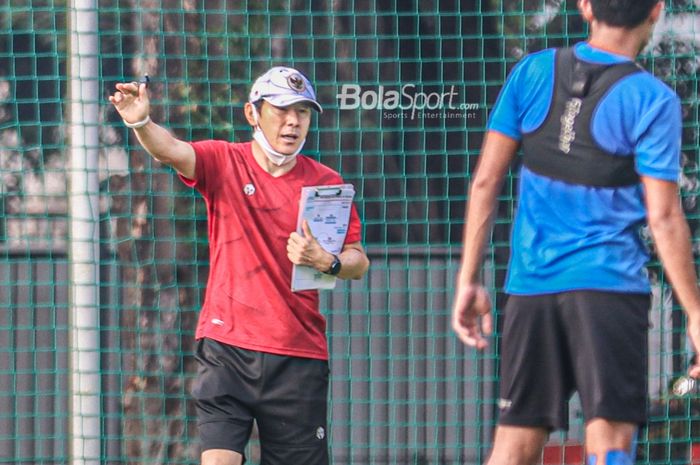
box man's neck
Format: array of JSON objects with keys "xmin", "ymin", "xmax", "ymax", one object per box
[
  {"xmin": 250, "ymin": 140, "xmax": 297, "ymax": 177},
  {"xmin": 587, "ymin": 22, "xmax": 649, "ymax": 60}
]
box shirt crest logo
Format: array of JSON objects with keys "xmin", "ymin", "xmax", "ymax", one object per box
[{"xmin": 243, "ymin": 183, "xmax": 256, "ymax": 196}]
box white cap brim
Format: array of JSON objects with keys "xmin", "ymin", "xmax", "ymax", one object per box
[{"xmin": 262, "ymin": 95, "xmax": 323, "ymax": 113}]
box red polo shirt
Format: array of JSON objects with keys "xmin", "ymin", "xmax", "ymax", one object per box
[{"xmin": 179, "ymin": 141, "xmax": 362, "ymax": 360}]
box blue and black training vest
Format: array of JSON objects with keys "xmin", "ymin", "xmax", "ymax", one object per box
[{"xmin": 521, "ymin": 47, "xmax": 643, "ymax": 188}]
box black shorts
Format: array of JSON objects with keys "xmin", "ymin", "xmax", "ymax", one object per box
[
  {"xmin": 498, "ymin": 290, "xmax": 650, "ymax": 431},
  {"xmin": 191, "ymin": 338, "xmax": 329, "ymax": 465}
]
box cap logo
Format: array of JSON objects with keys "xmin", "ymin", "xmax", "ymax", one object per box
[{"xmin": 287, "ymin": 73, "xmax": 306, "ymax": 93}]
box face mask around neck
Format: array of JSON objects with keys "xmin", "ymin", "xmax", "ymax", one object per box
[{"xmin": 251, "ymin": 105, "xmax": 306, "ymax": 167}]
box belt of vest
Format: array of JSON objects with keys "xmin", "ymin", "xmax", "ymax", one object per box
[{"xmin": 521, "ymin": 47, "xmax": 643, "ymax": 187}]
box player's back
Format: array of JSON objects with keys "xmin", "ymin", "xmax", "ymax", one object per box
[{"xmin": 486, "ymin": 42, "xmax": 682, "ymax": 295}]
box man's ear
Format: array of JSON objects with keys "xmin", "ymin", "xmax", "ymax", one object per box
[
  {"xmin": 649, "ymin": 1, "xmax": 664, "ymax": 24},
  {"xmin": 244, "ymin": 102, "xmax": 258, "ymax": 127},
  {"xmin": 578, "ymin": 0, "xmax": 594, "ymax": 23}
]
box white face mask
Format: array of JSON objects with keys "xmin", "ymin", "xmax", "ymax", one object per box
[{"xmin": 251, "ymin": 105, "xmax": 306, "ymax": 167}]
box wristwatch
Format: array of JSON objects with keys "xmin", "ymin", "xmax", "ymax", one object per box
[{"xmin": 324, "ymin": 255, "xmax": 342, "ymax": 276}]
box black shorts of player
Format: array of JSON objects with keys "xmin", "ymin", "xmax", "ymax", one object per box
[
  {"xmin": 191, "ymin": 338, "xmax": 330, "ymax": 465},
  {"xmin": 498, "ymin": 290, "xmax": 650, "ymax": 431}
]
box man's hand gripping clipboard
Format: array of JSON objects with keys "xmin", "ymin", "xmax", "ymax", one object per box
[{"xmin": 291, "ymin": 184, "xmax": 355, "ymax": 291}]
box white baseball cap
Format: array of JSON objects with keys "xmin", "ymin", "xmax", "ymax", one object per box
[{"xmin": 248, "ymin": 66, "xmax": 323, "ymax": 113}]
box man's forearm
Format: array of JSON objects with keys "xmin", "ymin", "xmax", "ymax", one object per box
[
  {"xmin": 457, "ymin": 182, "xmax": 500, "ymax": 286},
  {"xmin": 457, "ymin": 131, "xmax": 519, "ymax": 286},
  {"xmin": 644, "ymin": 176, "xmax": 700, "ymax": 321},
  {"xmin": 650, "ymin": 210, "xmax": 700, "ymax": 319},
  {"xmin": 131, "ymin": 121, "xmax": 196, "ymax": 178},
  {"xmin": 337, "ymin": 247, "xmax": 370, "ymax": 280},
  {"xmin": 133, "ymin": 121, "xmax": 179, "ymax": 162}
]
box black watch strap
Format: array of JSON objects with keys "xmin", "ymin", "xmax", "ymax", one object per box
[{"xmin": 325, "ymin": 254, "xmax": 342, "ymax": 276}]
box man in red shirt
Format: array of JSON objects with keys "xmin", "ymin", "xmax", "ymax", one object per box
[{"xmin": 109, "ymin": 67, "xmax": 370, "ymax": 465}]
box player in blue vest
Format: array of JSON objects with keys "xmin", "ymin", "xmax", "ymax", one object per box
[{"xmin": 452, "ymin": 1, "xmax": 700, "ymax": 464}]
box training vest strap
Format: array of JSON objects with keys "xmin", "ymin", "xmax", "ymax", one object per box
[{"xmin": 521, "ymin": 47, "xmax": 643, "ymax": 187}]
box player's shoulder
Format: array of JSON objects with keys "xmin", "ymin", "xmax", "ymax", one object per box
[
  {"xmin": 515, "ymin": 47, "xmax": 556, "ymax": 71},
  {"xmin": 623, "ymin": 70, "xmax": 678, "ymax": 101},
  {"xmin": 521, "ymin": 47, "xmax": 556, "ymax": 63},
  {"xmin": 506, "ymin": 47, "xmax": 556, "ymax": 85},
  {"xmin": 570, "ymin": 42, "xmax": 679, "ymax": 103},
  {"xmin": 191, "ymin": 139, "xmax": 249, "ymax": 159},
  {"xmin": 606, "ymin": 67, "xmax": 681, "ymax": 120},
  {"xmin": 297, "ymin": 154, "xmax": 344, "ymax": 183}
]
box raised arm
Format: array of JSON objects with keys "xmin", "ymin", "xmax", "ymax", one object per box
[
  {"xmin": 109, "ymin": 81, "xmax": 196, "ymax": 179},
  {"xmin": 642, "ymin": 175, "xmax": 700, "ymax": 377}
]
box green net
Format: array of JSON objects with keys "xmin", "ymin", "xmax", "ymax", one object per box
[{"xmin": 0, "ymin": 1, "xmax": 699, "ymax": 464}]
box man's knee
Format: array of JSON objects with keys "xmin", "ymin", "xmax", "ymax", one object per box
[
  {"xmin": 201, "ymin": 448, "xmax": 244, "ymax": 465},
  {"xmin": 486, "ymin": 425, "xmax": 549, "ymax": 465},
  {"xmin": 584, "ymin": 418, "xmax": 638, "ymax": 465}
]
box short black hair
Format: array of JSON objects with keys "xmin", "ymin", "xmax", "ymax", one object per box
[{"xmin": 590, "ymin": 0, "xmax": 660, "ymax": 28}]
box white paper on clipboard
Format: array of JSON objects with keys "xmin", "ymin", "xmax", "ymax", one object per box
[{"xmin": 291, "ymin": 184, "xmax": 355, "ymax": 292}]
